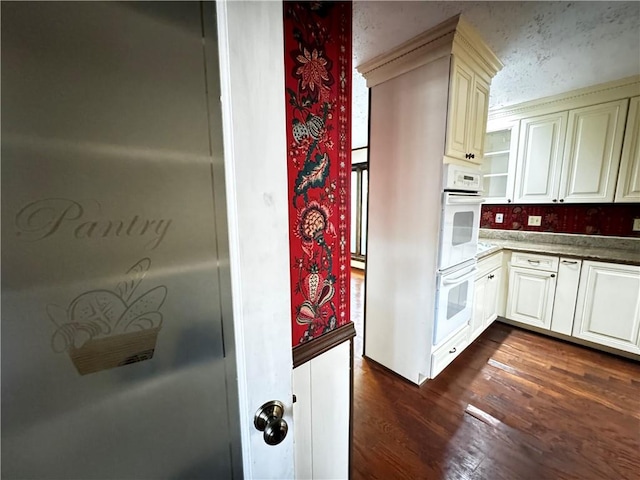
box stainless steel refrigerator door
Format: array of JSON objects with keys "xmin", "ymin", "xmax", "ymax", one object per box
[{"xmin": 1, "ymin": 2, "xmax": 241, "ymax": 478}]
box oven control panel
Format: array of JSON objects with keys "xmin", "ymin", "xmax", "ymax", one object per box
[{"xmin": 443, "ymin": 164, "xmax": 482, "ymax": 192}]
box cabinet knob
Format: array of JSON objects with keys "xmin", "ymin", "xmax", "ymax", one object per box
[
  {"xmin": 552, "ymin": 199, "xmax": 558, "ymax": 203},
  {"xmin": 465, "ymin": 153, "xmax": 470, "ymax": 159},
  {"xmin": 470, "ymin": 153, "xmax": 475, "ymax": 159},
  {"xmin": 559, "ymin": 199, "xmax": 564, "ymax": 203},
  {"xmin": 550, "ymin": 274, "xmax": 556, "ymax": 278},
  {"xmin": 449, "ymin": 347, "xmax": 457, "ymax": 354},
  {"xmin": 507, "ymin": 199, "xmax": 512, "ymax": 203},
  {"xmin": 488, "ymin": 274, "xmax": 495, "ymax": 279}
]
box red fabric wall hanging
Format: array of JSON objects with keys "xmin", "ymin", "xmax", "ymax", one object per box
[{"xmin": 283, "ymin": 1, "xmax": 352, "ymax": 346}]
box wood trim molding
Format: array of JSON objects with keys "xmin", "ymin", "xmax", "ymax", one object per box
[
  {"xmin": 292, "ymin": 322, "xmax": 356, "ymax": 368},
  {"xmin": 489, "ymin": 75, "xmax": 640, "ymax": 121},
  {"xmin": 357, "ymin": 14, "xmax": 501, "ymax": 88},
  {"xmin": 452, "ymin": 16, "xmax": 503, "ymax": 78}
]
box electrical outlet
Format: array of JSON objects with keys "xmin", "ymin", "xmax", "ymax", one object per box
[
  {"xmin": 633, "ymin": 218, "xmax": 640, "ymax": 232},
  {"xmin": 495, "ymin": 213, "xmax": 504, "ymax": 224},
  {"xmin": 528, "ymin": 215, "xmax": 542, "ymax": 226}
]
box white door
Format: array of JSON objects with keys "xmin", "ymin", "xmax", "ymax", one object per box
[
  {"xmin": 1, "ymin": 2, "xmax": 295, "ymax": 479},
  {"xmin": 471, "ymin": 276, "xmax": 487, "ymax": 341},
  {"xmin": 506, "ymin": 267, "xmax": 557, "ymax": 329},
  {"xmin": 217, "ymin": 2, "xmax": 295, "ymax": 478},
  {"xmin": 559, "ymin": 99, "xmax": 628, "ymax": 203},
  {"xmin": 573, "ymin": 261, "xmax": 640, "ymax": 355},
  {"xmin": 514, "ymin": 112, "xmax": 568, "ymax": 203},
  {"xmin": 483, "ymin": 267, "xmax": 501, "ymax": 327},
  {"xmin": 550, "ymin": 259, "xmax": 582, "ymax": 335}
]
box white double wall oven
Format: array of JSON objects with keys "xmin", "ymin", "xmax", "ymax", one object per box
[{"xmin": 433, "ymin": 165, "xmax": 484, "ymax": 346}]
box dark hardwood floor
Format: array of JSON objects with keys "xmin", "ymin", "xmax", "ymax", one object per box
[{"xmin": 350, "ymin": 270, "xmax": 640, "ymax": 480}]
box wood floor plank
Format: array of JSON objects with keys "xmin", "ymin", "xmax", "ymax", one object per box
[{"xmin": 351, "ymin": 272, "xmax": 640, "ymax": 480}]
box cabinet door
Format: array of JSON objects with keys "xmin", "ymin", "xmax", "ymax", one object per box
[
  {"xmin": 468, "ymin": 76, "xmax": 490, "ymax": 164},
  {"xmin": 446, "ymin": 57, "xmax": 474, "ymax": 161},
  {"xmin": 550, "ymin": 258, "xmax": 582, "ymax": 335},
  {"xmin": 483, "ymin": 122, "xmax": 520, "ymax": 204},
  {"xmin": 615, "ymin": 96, "xmax": 640, "ymax": 202},
  {"xmin": 573, "ymin": 261, "xmax": 640, "ymax": 354},
  {"xmin": 484, "ymin": 267, "xmax": 502, "ymax": 327},
  {"xmin": 471, "ymin": 276, "xmax": 487, "ymax": 342},
  {"xmin": 514, "ymin": 112, "xmax": 568, "ymax": 203},
  {"xmin": 506, "ymin": 266, "xmax": 556, "ymax": 329},
  {"xmin": 559, "ymin": 99, "xmax": 628, "ymax": 203}
]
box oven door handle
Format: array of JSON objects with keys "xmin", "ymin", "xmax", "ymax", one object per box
[
  {"xmin": 442, "ymin": 267, "xmax": 478, "ymax": 285},
  {"xmin": 445, "ymin": 196, "xmax": 486, "ymax": 205}
]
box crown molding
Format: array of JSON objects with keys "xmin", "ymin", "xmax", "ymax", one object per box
[
  {"xmin": 453, "ymin": 16, "xmax": 503, "ymax": 78},
  {"xmin": 489, "ymin": 75, "xmax": 640, "ymax": 121},
  {"xmin": 357, "ymin": 14, "xmax": 502, "ymax": 88}
]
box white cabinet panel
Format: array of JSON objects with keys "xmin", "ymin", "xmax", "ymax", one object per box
[
  {"xmin": 471, "ymin": 277, "xmax": 487, "ymax": 341},
  {"xmin": 470, "ymin": 77, "xmax": 490, "ymax": 161},
  {"xmin": 560, "ymin": 99, "xmax": 628, "ymax": 202},
  {"xmin": 615, "ymin": 96, "xmax": 640, "ymax": 202},
  {"xmin": 471, "ymin": 252, "xmax": 504, "ymax": 341},
  {"xmin": 430, "ymin": 325, "xmax": 469, "ymax": 378},
  {"xmin": 446, "ymin": 57, "xmax": 491, "ymax": 165},
  {"xmin": 484, "ymin": 267, "xmax": 501, "ymax": 327},
  {"xmin": 515, "ymin": 112, "xmax": 568, "ymax": 203},
  {"xmin": 293, "ymin": 343, "xmax": 350, "ymax": 480},
  {"xmin": 573, "ymin": 261, "xmax": 640, "ymax": 354},
  {"xmin": 483, "ymin": 121, "xmax": 519, "ymax": 203},
  {"xmin": 293, "ymin": 363, "xmax": 313, "ymax": 480},
  {"xmin": 506, "ymin": 266, "xmax": 557, "ymax": 329},
  {"xmin": 550, "ymin": 258, "xmax": 582, "ymax": 335},
  {"xmin": 446, "ymin": 57, "xmax": 474, "ymax": 161},
  {"xmin": 511, "ymin": 252, "xmax": 559, "ymax": 272}
]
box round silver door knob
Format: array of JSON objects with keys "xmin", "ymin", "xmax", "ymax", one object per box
[
  {"xmin": 264, "ymin": 417, "xmax": 288, "ymax": 446},
  {"xmin": 254, "ymin": 400, "xmax": 288, "ymax": 446}
]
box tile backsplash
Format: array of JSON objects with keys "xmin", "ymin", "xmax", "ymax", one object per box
[{"xmin": 481, "ymin": 204, "xmax": 640, "ymax": 237}]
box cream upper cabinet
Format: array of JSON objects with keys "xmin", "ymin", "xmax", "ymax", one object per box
[
  {"xmin": 470, "ymin": 76, "xmax": 490, "ymax": 160},
  {"xmin": 445, "ymin": 56, "xmax": 490, "ymax": 165},
  {"xmin": 615, "ymin": 96, "xmax": 640, "ymax": 202},
  {"xmin": 482, "ymin": 120, "xmax": 519, "ymax": 203},
  {"xmin": 559, "ymin": 99, "xmax": 628, "ymax": 203},
  {"xmin": 446, "ymin": 57, "xmax": 474, "ymax": 161},
  {"xmin": 488, "ymin": 76, "xmax": 640, "ymax": 205},
  {"xmin": 573, "ymin": 261, "xmax": 640, "ymax": 355},
  {"xmin": 514, "ymin": 112, "xmax": 568, "ymax": 203}
]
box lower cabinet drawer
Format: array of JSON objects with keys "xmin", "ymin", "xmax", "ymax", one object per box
[
  {"xmin": 510, "ymin": 252, "xmax": 559, "ymax": 272},
  {"xmin": 430, "ymin": 325, "xmax": 469, "ymax": 378}
]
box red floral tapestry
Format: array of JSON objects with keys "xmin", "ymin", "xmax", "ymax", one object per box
[{"xmin": 283, "ymin": 1, "xmax": 352, "ymax": 346}]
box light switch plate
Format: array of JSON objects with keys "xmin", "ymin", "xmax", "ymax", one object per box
[
  {"xmin": 495, "ymin": 213, "xmax": 504, "ymax": 223},
  {"xmin": 633, "ymin": 218, "xmax": 640, "ymax": 231},
  {"xmin": 528, "ymin": 215, "xmax": 542, "ymax": 226}
]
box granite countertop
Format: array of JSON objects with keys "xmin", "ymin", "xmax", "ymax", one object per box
[{"xmin": 476, "ymin": 229, "xmax": 640, "ymax": 266}]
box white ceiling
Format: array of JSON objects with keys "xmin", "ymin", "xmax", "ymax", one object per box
[{"xmin": 351, "ymin": 1, "xmax": 640, "ymax": 148}]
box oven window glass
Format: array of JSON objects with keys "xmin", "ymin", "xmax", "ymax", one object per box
[
  {"xmin": 447, "ymin": 281, "xmax": 468, "ymax": 319},
  {"xmin": 452, "ymin": 211, "xmax": 474, "ymax": 246}
]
